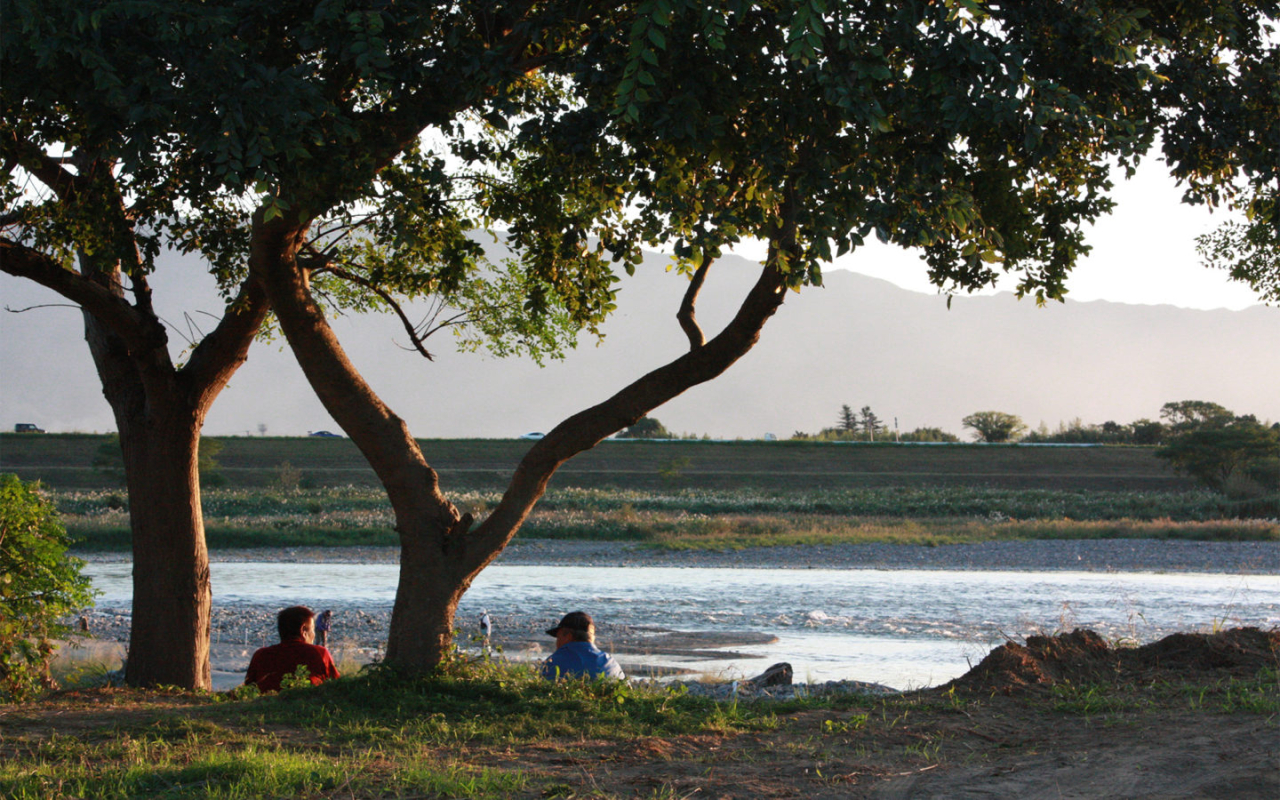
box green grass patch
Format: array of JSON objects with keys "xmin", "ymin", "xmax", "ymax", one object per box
[
  {"xmin": 1, "ymin": 658, "xmax": 783, "ymax": 800},
  {"xmin": 210, "ymin": 659, "xmax": 780, "ymax": 747}
]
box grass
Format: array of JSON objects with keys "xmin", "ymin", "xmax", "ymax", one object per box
[
  {"xmin": 12, "ymin": 434, "xmax": 1275, "ymax": 551},
  {"xmin": 52, "ymin": 485, "xmax": 1280, "ymax": 552},
  {"xmin": 6, "ymin": 654, "xmax": 1275, "ymax": 800},
  {"xmin": 1, "ymin": 658, "xmax": 782, "ymax": 800}
]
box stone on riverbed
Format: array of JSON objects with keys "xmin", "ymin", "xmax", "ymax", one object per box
[{"xmin": 669, "ymin": 677, "xmax": 897, "ymax": 701}]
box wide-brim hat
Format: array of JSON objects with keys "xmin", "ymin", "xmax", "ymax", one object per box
[{"xmin": 546, "ymin": 611, "xmax": 593, "ymax": 637}]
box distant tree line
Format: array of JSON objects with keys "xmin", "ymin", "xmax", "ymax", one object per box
[
  {"xmin": 614, "ymin": 417, "xmax": 709, "ymax": 441},
  {"xmin": 792, "ymin": 405, "xmax": 960, "ymax": 443},
  {"xmin": 958, "ymin": 401, "xmax": 1278, "ymax": 503}
]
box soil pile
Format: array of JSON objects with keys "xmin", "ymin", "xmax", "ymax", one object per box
[{"xmin": 943, "ymin": 627, "xmax": 1279, "ymax": 695}]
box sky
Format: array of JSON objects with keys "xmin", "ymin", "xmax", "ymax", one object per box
[{"xmin": 727, "ymin": 158, "xmax": 1266, "ymax": 311}]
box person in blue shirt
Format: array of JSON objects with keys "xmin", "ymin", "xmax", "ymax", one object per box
[{"xmin": 541, "ymin": 611, "xmax": 625, "ymax": 681}]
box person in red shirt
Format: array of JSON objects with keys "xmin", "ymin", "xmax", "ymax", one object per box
[{"xmin": 244, "ymin": 605, "xmax": 340, "ymax": 692}]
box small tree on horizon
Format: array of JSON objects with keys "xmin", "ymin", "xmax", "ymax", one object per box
[
  {"xmin": 859, "ymin": 406, "xmax": 885, "ymax": 442},
  {"xmin": 1156, "ymin": 417, "xmax": 1280, "ymax": 497},
  {"xmin": 617, "ymin": 417, "xmax": 672, "ymax": 440},
  {"xmin": 838, "ymin": 405, "xmax": 858, "ymax": 434},
  {"xmin": 1160, "ymin": 401, "xmax": 1235, "ymax": 435},
  {"xmin": 899, "ymin": 427, "xmax": 960, "ymax": 443},
  {"xmin": 962, "ymin": 411, "xmax": 1027, "ymax": 443}
]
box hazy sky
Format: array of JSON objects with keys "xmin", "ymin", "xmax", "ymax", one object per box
[{"xmin": 728, "ymin": 159, "xmax": 1265, "ymax": 311}]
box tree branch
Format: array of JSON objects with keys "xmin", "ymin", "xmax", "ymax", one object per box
[
  {"xmin": 0, "ymin": 133, "xmax": 83, "ymax": 202},
  {"xmin": 179, "ymin": 273, "xmax": 271, "ymax": 404},
  {"xmin": 306, "ymin": 254, "xmax": 436, "ymax": 361},
  {"xmin": 0, "ymin": 238, "xmax": 148, "ymax": 346},
  {"xmin": 458, "ymin": 187, "xmax": 803, "ymax": 573},
  {"xmin": 677, "ymin": 257, "xmax": 713, "ymax": 350}
]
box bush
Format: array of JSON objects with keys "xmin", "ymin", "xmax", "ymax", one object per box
[
  {"xmin": 617, "ymin": 417, "xmax": 671, "ymax": 439},
  {"xmin": 0, "ymin": 474, "xmax": 96, "ymax": 702},
  {"xmin": 899, "ymin": 427, "xmax": 960, "ymax": 443},
  {"xmin": 1156, "ymin": 418, "xmax": 1280, "ymax": 497}
]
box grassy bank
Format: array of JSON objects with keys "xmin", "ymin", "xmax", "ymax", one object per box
[
  {"xmin": 2, "ymin": 432, "xmax": 1196, "ymax": 492},
  {"xmin": 54, "ymin": 485, "xmax": 1280, "ymax": 552},
  {"xmin": 3, "ymin": 641, "xmax": 1277, "ymax": 800}
]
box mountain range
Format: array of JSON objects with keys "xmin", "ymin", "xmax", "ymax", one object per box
[{"xmin": 2, "ymin": 248, "xmax": 1277, "ymax": 439}]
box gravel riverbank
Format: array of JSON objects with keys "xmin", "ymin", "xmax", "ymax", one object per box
[{"xmin": 76, "ymin": 536, "xmax": 1280, "ymax": 573}]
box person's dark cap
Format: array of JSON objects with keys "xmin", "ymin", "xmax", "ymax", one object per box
[{"xmin": 546, "ymin": 611, "xmax": 593, "ymax": 637}]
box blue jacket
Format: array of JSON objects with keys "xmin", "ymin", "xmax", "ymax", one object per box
[{"xmin": 541, "ymin": 641, "xmax": 625, "ymax": 680}]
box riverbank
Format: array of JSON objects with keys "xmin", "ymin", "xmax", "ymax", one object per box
[
  {"xmin": 74, "ymin": 536, "xmax": 1280, "ymax": 572},
  {"xmin": 15, "ymin": 629, "xmax": 1280, "ymax": 800}
]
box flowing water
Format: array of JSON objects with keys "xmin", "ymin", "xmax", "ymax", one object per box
[{"xmin": 83, "ymin": 562, "xmax": 1280, "ymax": 688}]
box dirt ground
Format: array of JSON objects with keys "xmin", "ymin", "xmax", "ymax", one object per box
[
  {"xmin": 505, "ymin": 629, "xmax": 1280, "ymax": 799},
  {"xmin": 4, "ymin": 629, "xmax": 1277, "ymax": 799}
]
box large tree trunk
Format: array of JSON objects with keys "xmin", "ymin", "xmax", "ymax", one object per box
[
  {"xmin": 4, "ymin": 242, "xmax": 264, "ymax": 690},
  {"xmin": 80, "ymin": 294, "xmax": 229, "ymax": 690},
  {"xmin": 117, "ymin": 410, "xmax": 211, "ymax": 689}
]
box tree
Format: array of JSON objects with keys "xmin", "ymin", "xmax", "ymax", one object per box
[
  {"xmin": 2, "ymin": 0, "xmax": 588, "ymax": 688},
  {"xmin": 616, "ymin": 417, "xmax": 671, "ymax": 439},
  {"xmin": 1158, "ymin": 4, "xmax": 1280, "ymax": 307},
  {"xmin": 1131, "ymin": 419, "xmax": 1167, "ymax": 446},
  {"xmin": 963, "ymin": 412, "xmax": 1027, "ymax": 444},
  {"xmin": 1197, "ymin": 219, "xmax": 1280, "ymax": 305},
  {"xmin": 269, "ymin": 1, "xmax": 1277, "ymax": 672},
  {"xmin": 838, "ymin": 405, "xmax": 858, "ymax": 434},
  {"xmin": 0, "ymin": 474, "xmax": 95, "ymax": 702},
  {"xmin": 1156, "ymin": 418, "xmax": 1280, "ymax": 496},
  {"xmin": 859, "ymin": 406, "xmax": 884, "ymax": 442},
  {"xmin": 1160, "ymin": 401, "xmax": 1235, "ymax": 434},
  {"xmin": 1, "ymin": 4, "xmax": 272, "ymax": 688},
  {"xmin": 14, "ymin": 1, "xmax": 1276, "ymax": 677}
]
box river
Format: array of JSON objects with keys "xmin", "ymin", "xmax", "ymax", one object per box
[{"xmin": 81, "ymin": 561, "xmax": 1280, "ymax": 688}]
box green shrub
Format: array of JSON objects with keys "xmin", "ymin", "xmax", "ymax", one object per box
[{"xmin": 0, "ymin": 474, "xmax": 96, "ymax": 702}]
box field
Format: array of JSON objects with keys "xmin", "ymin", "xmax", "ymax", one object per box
[
  {"xmin": 0, "ymin": 432, "xmax": 1198, "ymax": 492},
  {"xmin": 5, "ymin": 433, "xmax": 1277, "ymax": 549}
]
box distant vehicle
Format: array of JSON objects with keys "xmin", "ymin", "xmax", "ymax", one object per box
[
  {"xmin": 308, "ymin": 430, "xmax": 343, "ymax": 438},
  {"xmin": 519, "ymin": 432, "xmax": 545, "ymax": 440},
  {"xmin": 13, "ymin": 423, "xmax": 45, "ymax": 433}
]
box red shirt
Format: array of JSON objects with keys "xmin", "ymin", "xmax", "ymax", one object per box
[{"xmin": 244, "ymin": 638, "xmax": 340, "ymax": 692}]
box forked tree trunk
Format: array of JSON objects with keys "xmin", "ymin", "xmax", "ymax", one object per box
[
  {"xmin": 253, "ymin": 209, "xmax": 796, "ymax": 674},
  {"xmin": 2, "ymin": 166, "xmax": 267, "ymax": 692},
  {"xmin": 82, "ymin": 305, "xmax": 217, "ymax": 688}
]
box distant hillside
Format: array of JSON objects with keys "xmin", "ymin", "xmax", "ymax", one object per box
[{"xmin": 1, "ymin": 248, "xmax": 1277, "ymax": 439}]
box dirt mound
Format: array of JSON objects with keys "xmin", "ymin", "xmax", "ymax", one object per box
[{"xmin": 943, "ymin": 627, "xmax": 1279, "ymax": 695}]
